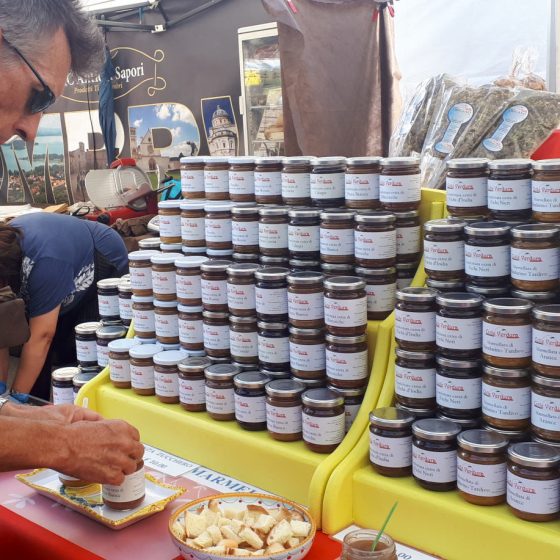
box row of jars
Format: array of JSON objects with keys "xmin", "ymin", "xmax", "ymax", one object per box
[
  {"xmin": 51, "ymin": 366, "xmax": 102, "ymax": 406},
  {"xmin": 369, "ymin": 412, "xmax": 560, "ymax": 522},
  {"xmin": 445, "ymin": 157, "xmax": 560, "ymax": 223}
]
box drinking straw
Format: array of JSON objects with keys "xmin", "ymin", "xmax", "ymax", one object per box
[{"xmin": 371, "ymin": 501, "xmax": 398, "ymax": 552}]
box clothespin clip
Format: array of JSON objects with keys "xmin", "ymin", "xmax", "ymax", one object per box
[
  {"xmin": 372, "ymin": 0, "xmax": 395, "ymax": 22},
  {"xmin": 286, "ymin": 0, "xmax": 298, "ymax": 13}
]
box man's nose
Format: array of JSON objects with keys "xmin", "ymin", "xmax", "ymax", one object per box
[{"xmin": 13, "ymin": 112, "xmax": 43, "ymax": 142}]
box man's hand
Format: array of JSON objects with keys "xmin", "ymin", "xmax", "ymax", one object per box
[{"xmin": 2, "ymin": 403, "xmax": 102, "ymax": 424}]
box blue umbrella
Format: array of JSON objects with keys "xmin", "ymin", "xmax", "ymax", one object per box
[{"xmin": 98, "ymin": 46, "xmax": 116, "ymax": 167}]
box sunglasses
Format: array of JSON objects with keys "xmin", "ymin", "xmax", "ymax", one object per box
[{"xmin": 3, "ymin": 37, "xmax": 56, "ymax": 114}]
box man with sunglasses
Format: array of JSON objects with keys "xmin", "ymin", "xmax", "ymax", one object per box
[{"xmin": 0, "ymin": 0, "xmax": 143, "ymax": 488}]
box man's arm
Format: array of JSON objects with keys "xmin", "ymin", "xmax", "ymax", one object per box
[{"xmin": 2, "ymin": 402, "xmax": 102, "ymax": 423}]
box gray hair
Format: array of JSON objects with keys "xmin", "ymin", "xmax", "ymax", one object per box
[{"xmin": 0, "ymin": 0, "xmax": 105, "ymax": 77}]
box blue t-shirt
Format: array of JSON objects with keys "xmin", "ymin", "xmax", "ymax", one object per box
[{"xmin": 12, "ymin": 213, "xmax": 128, "ymax": 317}]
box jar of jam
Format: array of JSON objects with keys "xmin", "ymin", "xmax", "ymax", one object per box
[
  {"xmin": 289, "ymin": 327, "xmax": 326, "ymax": 379},
  {"xmin": 423, "ymin": 219, "xmax": 466, "ymax": 280},
  {"xmin": 258, "ymin": 207, "xmax": 289, "ymax": 257},
  {"xmin": 154, "ymin": 300, "xmax": 179, "ymax": 345},
  {"xmin": 204, "ymin": 363, "xmax": 241, "ymax": 421},
  {"xmin": 445, "ymin": 158, "xmax": 489, "ymax": 217},
  {"xmin": 255, "ymin": 157, "xmax": 283, "ymax": 204},
  {"xmin": 394, "ymin": 210, "xmax": 421, "ymax": 264},
  {"xmin": 154, "ymin": 350, "xmax": 185, "ymax": 404},
  {"xmin": 102, "ymin": 460, "xmax": 145, "ymax": 511},
  {"xmin": 228, "ymin": 157, "xmax": 255, "ymax": 202},
  {"xmin": 97, "ymin": 278, "xmax": 120, "ymax": 323},
  {"xmin": 482, "ymin": 298, "xmax": 533, "ymax": 368},
  {"xmin": 532, "ymin": 159, "xmax": 560, "ymax": 223},
  {"xmin": 130, "ymin": 343, "xmax": 162, "ymax": 396},
  {"xmin": 202, "ymin": 311, "xmax": 230, "ymax": 358},
  {"xmin": 150, "ymin": 253, "xmax": 179, "ymax": 302},
  {"xmin": 379, "ymin": 157, "xmax": 421, "ymax": 211},
  {"xmin": 255, "ymin": 267, "xmax": 289, "ymax": 322},
  {"xmin": 234, "ymin": 371, "xmax": 270, "ymax": 431},
  {"xmin": 226, "ymin": 263, "xmax": 259, "ymax": 316},
  {"xmin": 320, "ymin": 210, "xmax": 355, "ymax": 264},
  {"xmin": 281, "ymin": 156, "xmax": 312, "ymax": 206},
  {"xmin": 288, "ymin": 208, "xmax": 321, "ymax": 260},
  {"xmin": 369, "ymin": 407, "xmax": 415, "ymax": 477},
  {"xmin": 138, "ymin": 238, "xmax": 161, "ymax": 251},
  {"xmin": 394, "ymin": 349, "xmax": 436, "ymax": 409},
  {"xmin": 108, "ymin": 338, "xmax": 136, "ymax": 389},
  {"xmin": 355, "ymin": 267, "xmax": 397, "ymax": 321},
  {"xmin": 260, "ymin": 255, "xmax": 289, "ymax": 268},
  {"xmin": 118, "ymin": 279, "xmax": 132, "ymax": 326},
  {"xmin": 321, "ymin": 263, "xmax": 355, "ymax": 279},
  {"xmin": 412, "ymin": 418, "xmax": 461, "ymax": 491},
  {"xmin": 75, "ymin": 322, "xmax": 101, "ymax": 368},
  {"xmin": 482, "ymin": 364, "xmax": 531, "ymax": 430},
  {"xmin": 129, "ymin": 250, "xmax": 159, "ymax": 296},
  {"xmin": 290, "ymin": 258, "xmax": 321, "ymax": 272},
  {"xmin": 531, "ymin": 374, "xmax": 560, "ymax": 443},
  {"xmin": 396, "ymin": 262, "xmax": 418, "ymax": 290},
  {"xmin": 325, "ymin": 334, "xmax": 368, "ymax": 389},
  {"xmin": 200, "ymin": 260, "xmax": 230, "ymax": 312},
  {"xmin": 96, "ymin": 325, "xmax": 127, "ymax": 368},
  {"xmin": 310, "ymin": 157, "xmax": 346, "ymax": 207},
  {"xmin": 395, "ymin": 402, "xmax": 437, "ymax": 419},
  {"xmin": 330, "ymin": 385, "xmax": 366, "ymax": 432},
  {"xmin": 456, "ymin": 429, "xmax": 508, "ymax": 505},
  {"xmin": 345, "ymin": 157, "xmax": 381, "ymax": 210},
  {"xmin": 178, "ymin": 356, "xmax": 212, "ymax": 412},
  {"xmin": 229, "ymin": 316, "xmax": 258, "ymax": 365},
  {"xmin": 354, "ymin": 212, "xmax": 397, "ymax": 268},
  {"xmin": 341, "ymin": 530, "xmax": 397, "ymax": 560},
  {"xmin": 507, "ymin": 442, "xmax": 560, "ymax": 521},
  {"xmin": 204, "ymin": 156, "xmax": 229, "ymax": 200},
  {"xmin": 302, "ymin": 388, "xmax": 346, "ymax": 453},
  {"xmin": 425, "ymin": 278, "xmax": 465, "ymax": 293},
  {"xmin": 204, "ymin": 202, "xmax": 233, "ymax": 250},
  {"xmin": 266, "ymin": 379, "xmax": 305, "ymax": 441},
  {"xmin": 175, "ymin": 256, "xmax": 208, "ymax": 306},
  {"xmin": 180, "ymin": 200, "xmax": 206, "ymax": 248},
  {"xmin": 395, "ymin": 287, "xmax": 438, "ymax": 352},
  {"xmin": 257, "ymin": 321, "xmax": 290, "ymax": 372},
  {"xmin": 158, "ymin": 200, "xmax": 182, "ymax": 244},
  {"xmin": 324, "ymin": 276, "xmax": 367, "ymax": 336},
  {"xmin": 52, "ymin": 367, "xmax": 79, "ymax": 405},
  {"xmin": 532, "ymin": 305, "xmax": 560, "ymax": 377},
  {"xmin": 487, "ymin": 159, "xmax": 532, "ymax": 221},
  {"xmin": 510, "ymin": 224, "xmax": 560, "ymax": 292},
  {"xmin": 231, "ymin": 206, "xmax": 259, "ymax": 253},
  {"xmin": 287, "ymin": 271, "xmax": 324, "ymax": 328},
  {"xmin": 181, "ymin": 157, "xmax": 205, "ymax": 198},
  {"xmin": 436, "ymin": 292, "xmax": 483, "ymax": 359}
]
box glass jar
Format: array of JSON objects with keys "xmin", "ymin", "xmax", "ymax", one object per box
[
  {"xmin": 379, "ymin": 157, "xmax": 421, "ymax": 211},
  {"xmin": 507, "ymin": 442, "xmax": 560, "ymax": 521},
  {"xmin": 266, "ymin": 379, "xmax": 306, "ymax": 441},
  {"xmin": 175, "ymin": 256, "xmax": 208, "ymax": 306},
  {"xmin": 254, "ymin": 157, "xmax": 283, "ymax": 204},
  {"xmin": 231, "ymin": 206, "xmax": 259, "ymax": 253},
  {"xmin": 282, "ymin": 156, "xmax": 312, "ymax": 206},
  {"xmin": 290, "ymin": 258, "xmax": 321, "ymax": 272},
  {"xmin": 445, "ymin": 158, "xmax": 489, "ymax": 217},
  {"xmin": 204, "ymin": 202, "xmax": 233, "ymax": 250},
  {"xmin": 129, "ymin": 250, "xmax": 159, "ymax": 296},
  {"xmin": 226, "ymin": 263, "xmax": 259, "ymax": 316},
  {"xmin": 180, "ymin": 200, "xmax": 206, "ymax": 248},
  {"xmin": 394, "ymin": 210, "xmax": 421, "ymax": 264},
  {"xmin": 108, "ymin": 338, "xmax": 136, "ymax": 389},
  {"xmin": 96, "ymin": 325, "xmax": 127, "ymax": 368},
  {"xmin": 395, "ymin": 402, "xmax": 437, "ymax": 420},
  {"xmin": 482, "ymin": 364, "xmax": 531, "ymax": 430},
  {"xmin": 130, "ymin": 343, "xmax": 162, "ymax": 396},
  {"xmin": 118, "ymin": 279, "xmax": 132, "ymax": 326},
  {"xmin": 532, "ymin": 159, "xmax": 560, "ymax": 223},
  {"xmin": 180, "ymin": 157, "xmax": 205, "ymax": 198},
  {"xmin": 287, "ymin": 271, "xmax": 324, "ymax": 328},
  {"xmin": 325, "ymin": 334, "xmax": 368, "ymax": 389},
  {"xmin": 487, "ymin": 159, "xmax": 533, "ymax": 221},
  {"xmin": 150, "ymin": 253, "xmax": 179, "ymax": 302},
  {"xmin": 204, "ymin": 364, "xmax": 241, "ymax": 421},
  {"xmin": 97, "ymin": 278, "xmax": 120, "ymax": 323},
  {"xmin": 310, "ymin": 156, "xmax": 346, "ymax": 207},
  {"xmin": 457, "ymin": 429, "xmax": 508, "ymax": 506},
  {"xmin": 258, "ymin": 207, "xmax": 289, "ymax": 257},
  {"xmin": 257, "ymin": 321, "xmax": 290, "ymax": 371},
  {"xmin": 355, "ymin": 267, "xmax": 397, "ymax": 321},
  {"xmin": 73, "ymin": 369, "xmax": 98, "ymax": 403},
  {"xmin": 330, "ymin": 385, "xmax": 366, "ymax": 432},
  {"xmin": 321, "ymin": 262, "xmax": 355, "ymax": 279},
  {"xmin": 482, "ymin": 298, "xmax": 533, "ymax": 368},
  {"xmin": 178, "ymin": 356, "xmax": 212, "ymax": 412},
  {"xmin": 289, "ymin": 327, "xmax": 326, "ymax": 379},
  {"xmin": 394, "ymin": 349, "xmax": 436, "ymax": 409},
  {"xmin": 52, "ymin": 367, "xmax": 79, "ymax": 405},
  {"xmin": 234, "ymin": 371, "xmax": 270, "ymax": 431},
  {"xmin": 319, "ymin": 210, "xmax": 355, "ymax": 264},
  {"xmin": 324, "ymin": 276, "xmax": 367, "ymax": 336},
  {"xmin": 344, "ymin": 157, "xmax": 381, "ymax": 210},
  {"xmin": 435, "ymin": 292, "xmax": 483, "ymax": 359},
  {"xmin": 395, "ymin": 287, "xmax": 438, "ymax": 352},
  {"xmin": 138, "ymin": 237, "xmax": 161, "ymax": 251},
  {"xmin": 154, "ymin": 300, "xmax": 179, "ymax": 345},
  {"xmin": 412, "ymin": 418, "xmax": 461, "ymax": 491},
  {"xmin": 288, "ymin": 208, "xmax": 321, "ymax": 260},
  {"xmin": 425, "ymin": 278, "xmax": 465, "ymax": 293},
  {"xmin": 228, "ymin": 157, "xmax": 255, "ymax": 202},
  {"xmin": 229, "ymin": 316, "xmax": 258, "ymax": 365},
  {"xmin": 510, "ymin": 224, "xmax": 560, "ymax": 292},
  {"xmin": 423, "ymin": 219, "xmax": 466, "ymax": 280},
  {"xmin": 395, "ymin": 262, "xmax": 418, "ymax": 290},
  {"xmin": 200, "ymin": 259, "xmax": 230, "ymax": 312},
  {"xmin": 75, "ymin": 321, "xmax": 101, "ymax": 368},
  {"xmin": 340, "ymin": 529, "xmax": 397, "ymax": 560},
  {"xmin": 369, "ymin": 407, "xmax": 415, "ymax": 477},
  {"xmin": 302, "ymin": 388, "xmax": 346, "ymax": 453},
  {"xmin": 158, "ymin": 200, "xmax": 182, "ymax": 244},
  {"xmin": 255, "ymin": 267, "xmax": 289, "ymax": 322},
  {"xmin": 532, "ymin": 305, "xmax": 560, "ymax": 377},
  {"xmin": 204, "ymin": 156, "xmax": 229, "ymax": 200},
  {"xmin": 102, "ymin": 460, "xmax": 145, "ymax": 511},
  {"xmin": 354, "ymin": 212, "xmax": 397, "ymax": 268},
  {"xmin": 531, "ymin": 374, "xmax": 560, "ymax": 443},
  {"xmin": 260, "ymin": 255, "xmax": 289, "ymax": 268},
  {"xmin": 154, "ymin": 350, "xmax": 185, "ymax": 404},
  {"xmin": 202, "ymin": 311, "xmax": 230, "ymax": 358}
]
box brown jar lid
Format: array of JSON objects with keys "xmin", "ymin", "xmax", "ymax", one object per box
[
  {"xmin": 511, "ymin": 223, "xmax": 559, "ymax": 239},
  {"xmin": 436, "ymin": 292, "xmax": 483, "ymax": 309},
  {"xmin": 532, "ymin": 158, "xmax": 560, "ymax": 171},
  {"xmin": 395, "ymin": 348, "xmax": 434, "ymax": 362},
  {"xmin": 412, "ymin": 418, "xmax": 461, "ymax": 441},
  {"xmin": 457, "ymin": 429, "xmax": 509, "ymax": 454},
  {"xmin": 370, "ymin": 406, "xmax": 414, "ymax": 428},
  {"xmin": 324, "ymin": 276, "xmax": 366, "ymax": 291},
  {"xmin": 255, "ymin": 267, "xmax": 290, "ymax": 281},
  {"xmin": 231, "ymin": 205, "xmax": 259, "ymax": 216},
  {"xmin": 266, "ymin": 379, "xmax": 306, "ymax": 398},
  {"xmin": 532, "ymin": 373, "xmax": 560, "ymax": 389},
  {"xmin": 96, "ymin": 325, "xmax": 127, "ymax": 339},
  {"xmin": 227, "ymin": 263, "xmax": 259, "ymax": 276},
  {"xmin": 355, "ymin": 266, "xmax": 397, "ymax": 278},
  {"xmin": 482, "ymin": 297, "xmax": 533, "ymax": 315},
  {"xmin": 436, "ymin": 355, "xmax": 480, "ymax": 370},
  {"xmin": 234, "ymin": 371, "xmax": 270, "ymax": 389},
  {"xmin": 230, "ymin": 315, "xmax": 257, "ymax": 325},
  {"xmin": 532, "ymin": 304, "xmax": 560, "ymax": 322},
  {"xmin": 282, "ymin": 156, "xmax": 314, "ymax": 165},
  {"xmin": 508, "ymin": 442, "xmax": 560, "ymax": 468},
  {"xmin": 424, "ymin": 218, "xmax": 466, "ymax": 233},
  {"xmin": 488, "ymin": 158, "xmax": 532, "ymax": 170},
  {"xmin": 396, "ymin": 287, "xmax": 438, "ymax": 303},
  {"xmin": 129, "ymin": 344, "xmax": 163, "ymax": 360},
  {"xmin": 178, "ymin": 356, "xmax": 212, "ymax": 373},
  {"xmin": 75, "ymin": 321, "xmax": 102, "ymax": 336},
  {"xmin": 354, "ymin": 211, "xmax": 395, "ymax": 224},
  {"xmin": 320, "ymin": 209, "xmax": 355, "ymax": 221},
  {"xmin": 482, "ymin": 364, "xmax": 530, "ymax": 379},
  {"xmin": 204, "ymin": 363, "xmax": 242, "ymax": 380},
  {"xmin": 302, "ymin": 388, "xmax": 344, "ymax": 408},
  {"xmin": 200, "ymin": 260, "xmax": 232, "ymax": 272},
  {"xmin": 325, "ymin": 333, "xmax": 367, "ymax": 345},
  {"xmin": 381, "ymin": 156, "xmax": 421, "ymax": 167},
  {"xmin": 289, "ymin": 327, "xmax": 324, "ymax": 337},
  {"xmin": 446, "ymin": 157, "xmax": 488, "ymax": 169},
  {"xmin": 52, "ymin": 366, "xmax": 80, "ymax": 383},
  {"xmin": 464, "ymin": 221, "xmax": 510, "ymax": 237},
  {"xmin": 203, "ymin": 311, "xmax": 229, "ymax": 320},
  {"xmin": 287, "ymin": 271, "xmax": 324, "ymax": 285},
  {"xmin": 346, "ymin": 156, "xmax": 382, "ymax": 166},
  {"xmin": 288, "ymin": 207, "xmax": 322, "ymax": 219},
  {"xmin": 258, "ymin": 206, "xmax": 289, "ymax": 216}
]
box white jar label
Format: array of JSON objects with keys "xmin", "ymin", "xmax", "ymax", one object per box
[
  {"xmin": 532, "ymin": 180, "xmax": 560, "ymax": 212},
  {"xmin": 395, "ymin": 310, "xmax": 436, "ymax": 343},
  {"xmin": 370, "ymin": 433, "xmax": 412, "ymax": 469},
  {"xmin": 152, "ymin": 270, "xmax": 176, "ymax": 295},
  {"xmin": 110, "ymin": 358, "xmax": 131, "ymax": 383},
  {"xmin": 436, "ymin": 374, "xmax": 482, "ymax": 410},
  {"xmin": 288, "ymin": 225, "xmax": 320, "ymax": 253},
  {"xmin": 424, "ymin": 240, "xmax": 464, "ymax": 271},
  {"xmin": 465, "ymin": 244, "xmax": 510, "ymax": 278},
  {"xmin": 531, "ymin": 392, "xmax": 560, "ymax": 432},
  {"xmin": 326, "ymin": 349, "xmax": 368, "ymax": 381},
  {"xmin": 130, "ymin": 364, "xmax": 155, "ymax": 389},
  {"xmin": 229, "ymin": 170, "xmax": 255, "ymax": 195},
  {"xmin": 258, "ymin": 222, "xmax": 289, "ymax": 249},
  {"xmin": 204, "ymin": 169, "xmax": 228, "ymax": 193},
  {"xmin": 397, "ymin": 225, "xmax": 421, "ymax": 256},
  {"xmin": 289, "ymin": 342, "xmax": 326, "ymax": 372},
  {"xmin": 457, "ymin": 457, "xmax": 506, "ymax": 498},
  {"xmin": 310, "ymin": 173, "xmax": 345, "ymax": 199},
  {"xmin": 179, "ymin": 318, "xmax": 203, "ymax": 345},
  {"xmin": 258, "ymin": 335, "xmax": 290, "ymax": 364},
  {"xmin": 230, "ymin": 329, "xmax": 258, "ymax": 358},
  {"xmin": 98, "ymin": 294, "xmax": 119, "ymax": 317},
  {"xmin": 324, "ymin": 296, "xmax": 367, "ymax": 329},
  {"xmin": 487, "ymin": 179, "xmax": 531, "ymax": 210},
  {"xmin": 235, "ymin": 394, "xmax": 266, "ymax": 423},
  {"xmin": 201, "ymin": 279, "xmax": 228, "ymax": 306},
  {"xmin": 102, "ymin": 467, "xmax": 145, "ymax": 503},
  {"xmin": 365, "ymin": 282, "xmax": 396, "ymax": 314},
  {"xmin": 482, "ymin": 322, "xmax": 531, "ymax": 358},
  {"xmin": 155, "ymin": 371, "xmax": 179, "ymax": 397},
  {"xmin": 227, "ymin": 283, "xmax": 256, "ymax": 310},
  {"xmin": 436, "ymin": 316, "xmax": 482, "ymax": 350},
  {"xmin": 533, "ymin": 328, "xmax": 560, "ymax": 366},
  {"xmin": 53, "ymin": 386, "xmax": 75, "ymax": 406},
  {"xmin": 412, "ymin": 448, "xmax": 456, "ymax": 484},
  {"xmin": 130, "ymin": 268, "xmax": 152, "ymax": 291},
  {"xmin": 354, "ymin": 230, "xmax": 397, "ymax": 261},
  {"xmin": 482, "ymin": 383, "xmax": 531, "ymax": 420},
  {"xmin": 395, "ymin": 365, "xmax": 436, "ymax": 399},
  {"xmin": 255, "ymin": 171, "xmax": 282, "ymax": 196},
  {"xmin": 205, "ymin": 217, "xmax": 232, "ymax": 243},
  {"xmin": 76, "ymin": 339, "xmax": 97, "ymax": 363},
  {"xmin": 320, "ymin": 227, "xmax": 354, "ymax": 256},
  {"xmin": 205, "ymin": 386, "xmax": 235, "ymax": 414},
  {"xmin": 379, "ymin": 174, "xmax": 421, "ymax": 203},
  {"xmin": 177, "ymin": 274, "xmax": 202, "ymax": 301},
  {"xmin": 287, "ymin": 291, "xmax": 324, "ymax": 322},
  {"xmin": 97, "ymin": 344, "xmax": 110, "ymax": 367},
  {"xmin": 133, "ymin": 308, "xmax": 155, "ymax": 333},
  {"xmin": 255, "ymin": 287, "xmax": 288, "ymax": 315},
  {"xmin": 181, "ymin": 169, "xmax": 204, "ymax": 193},
  {"xmin": 119, "ymin": 297, "xmax": 133, "ymax": 321},
  {"xmin": 159, "ymin": 214, "xmax": 181, "ymax": 238},
  {"xmin": 507, "ymin": 472, "xmax": 560, "ymax": 515},
  {"xmin": 302, "ymin": 412, "xmax": 345, "ymax": 445},
  {"xmin": 155, "ymin": 311, "xmax": 179, "ymax": 338},
  {"xmin": 345, "ymin": 404, "xmax": 361, "ymax": 432},
  {"xmin": 446, "ymin": 176, "xmax": 488, "ymax": 207},
  {"xmin": 282, "ymin": 172, "xmax": 310, "ymax": 199},
  {"xmin": 181, "ymin": 216, "xmax": 205, "ymax": 242},
  {"xmin": 179, "ymin": 377, "xmax": 205, "ymax": 405},
  {"xmin": 232, "ymin": 220, "xmax": 259, "ymax": 246},
  {"xmin": 266, "ymin": 403, "xmax": 302, "ymax": 434},
  {"xmin": 203, "ymin": 323, "xmax": 230, "ymax": 350},
  {"xmin": 511, "ymin": 247, "xmax": 559, "ymax": 282},
  {"xmin": 345, "ymin": 173, "xmax": 380, "ymax": 200}
]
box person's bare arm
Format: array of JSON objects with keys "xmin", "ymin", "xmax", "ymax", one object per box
[{"xmin": 2, "ymin": 402, "xmax": 102, "ymax": 423}]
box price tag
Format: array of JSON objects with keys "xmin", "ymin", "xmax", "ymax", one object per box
[{"xmin": 143, "ymin": 444, "xmax": 198, "ymax": 477}]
